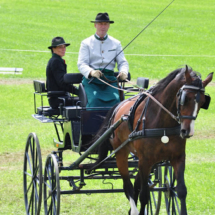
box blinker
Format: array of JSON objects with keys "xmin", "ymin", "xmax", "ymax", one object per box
[
  {"xmin": 180, "ymin": 90, "xmax": 186, "ymax": 106},
  {"xmin": 201, "ymin": 94, "xmax": 211, "ymax": 109}
]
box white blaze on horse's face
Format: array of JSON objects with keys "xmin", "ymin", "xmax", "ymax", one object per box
[
  {"xmin": 189, "ymin": 101, "xmax": 198, "ymax": 136},
  {"xmin": 129, "ymin": 197, "xmax": 139, "ymax": 215}
]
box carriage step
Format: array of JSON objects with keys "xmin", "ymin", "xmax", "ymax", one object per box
[{"xmin": 32, "ymin": 114, "xmax": 54, "ymax": 123}]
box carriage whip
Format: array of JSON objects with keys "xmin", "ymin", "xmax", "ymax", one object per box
[{"xmin": 89, "ymin": 0, "xmax": 175, "ymax": 83}]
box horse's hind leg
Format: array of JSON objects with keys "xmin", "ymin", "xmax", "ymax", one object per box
[
  {"xmin": 172, "ymin": 157, "xmax": 187, "ymax": 215},
  {"xmin": 116, "ymin": 149, "xmax": 139, "ymax": 215}
]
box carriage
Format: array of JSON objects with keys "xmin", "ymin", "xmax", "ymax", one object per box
[{"xmin": 23, "ymin": 68, "xmax": 213, "ymax": 215}]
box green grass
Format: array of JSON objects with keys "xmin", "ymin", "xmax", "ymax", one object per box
[
  {"xmin": 0, "ymin": 0, "xmax": 215, "ymax": 79},
  {"xmin": 0, "ymin": 0, "xmax": 215, "ymax": 214}
]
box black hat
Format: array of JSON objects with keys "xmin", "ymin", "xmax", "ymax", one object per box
[
  {"xmin": 91, "ymin": 13, "xmax": 114, "ymax": 24},
  {"xmin": 48, "ymin": 37, "xmax": 70, "ymax": 49}
]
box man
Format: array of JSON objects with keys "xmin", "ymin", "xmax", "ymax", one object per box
[
  {"xmin": 46, "ymin": 36, "xmax": 79, "ymax": 109},
  {"xmin": 77, "ymin": 12, "xmax": 129, "ymax": 108}
]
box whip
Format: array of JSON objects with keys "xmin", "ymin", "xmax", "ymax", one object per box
[{"xmin": 89, "ymin": 0, "xmax": 175, "ymax": 83}]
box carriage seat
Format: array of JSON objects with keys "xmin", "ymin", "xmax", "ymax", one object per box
[
  {"xmin": 37, "ymin": 106, "xmax": 61, "ymax": 116},
  {"xmin": 33, "ymin": 80, "xmax": 67, "ymax": 116}
]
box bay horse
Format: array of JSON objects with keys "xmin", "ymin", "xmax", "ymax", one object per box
[{"xmin": 87, "ymin": 66, "xmax": 213, "ymax": 215}]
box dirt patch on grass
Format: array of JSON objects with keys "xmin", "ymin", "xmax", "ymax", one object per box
[
  {"xmin": 0, "ymin": 78, "xmax": 45, "ymax": 85},
  {"xmin": 0, "ymin": 149, "xmax": 51, "ymax": 170}
]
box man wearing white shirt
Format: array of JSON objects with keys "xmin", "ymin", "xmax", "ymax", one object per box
[{"xmin": 77, "ymin": 12, "xmax": 129, "ymax": 108}]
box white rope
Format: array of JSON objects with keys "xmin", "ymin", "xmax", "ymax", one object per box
[{"xmin": 1, "ymin": 49, "xmax": 215, "ymax": 58}]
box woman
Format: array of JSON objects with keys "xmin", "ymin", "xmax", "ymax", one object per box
[{"xmin": 46, "ymin": 36, "xmax": 79, "ymax": 109}]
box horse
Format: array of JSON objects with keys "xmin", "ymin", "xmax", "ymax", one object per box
[{"xmin": 86, "ymin": 66, "xmax": 213, "ymax": 215}]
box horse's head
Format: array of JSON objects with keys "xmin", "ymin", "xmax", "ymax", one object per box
[{"xmin": 176, "ymin": 66, "xmax": 213, "ymax": 138}]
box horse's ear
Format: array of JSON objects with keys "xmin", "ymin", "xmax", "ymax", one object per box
[
  {"xmin": 202, "ymin": 72, "xmax": 213, "ymax": 88},
  {"xmin": 184, "ymin": 65, "xmax": 192, "ymax": 84}
]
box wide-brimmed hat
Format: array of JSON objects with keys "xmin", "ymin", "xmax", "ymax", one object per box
[
  {"xmin": 48, "ymin": 37, "xmax": 70, "ymax": 49},
  {"xmin": 91, "ymin": 13, "xmax": 114, "ymax": 24}
]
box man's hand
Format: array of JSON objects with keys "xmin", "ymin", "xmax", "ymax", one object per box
[
  {"xmin": 90, "ymin": 70, "xmax": 102, "ymax": 78},
  {"xmin": 117, "ymin": 71, "xmax": 128, "ymax": 81}
]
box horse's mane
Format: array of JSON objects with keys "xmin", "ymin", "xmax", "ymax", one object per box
[
  {"xmin": 151, "ymin": 68, "xmax": 182, "ymax": 96},
  {"xmin": 150, "ymin": 67, "xmax": 202, "ymax": 96}
]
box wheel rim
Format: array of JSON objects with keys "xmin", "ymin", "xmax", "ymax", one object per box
[
  {"xmin": 146, "ymin": 165, "xmax": 162, "ymax": 215},
  {"xmin": 164, "ymin": 165, "xmax": 180, "ymax": 215},
  {"xmin": 23, "ymin": 133, "xmax": 43, "ymax": 215},
  {"xmin": 44, "ymin": 154, "xmax": 60, "ymax": 215}
]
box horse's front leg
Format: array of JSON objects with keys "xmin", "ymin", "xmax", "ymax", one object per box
[
  {"xmin": 133, "ymin": 172, "xmax": 141, "ymax": 206},
  {"xmin": 138, "ymin": 162, "xmax": 150, "ymax": 215},
  {"xmin": 115, "ymin": 148, "xmax": 139, "ymax": 215},
  {"xmin": 172, "ymin": 156, "xmax": 187, "ymax": 215}
]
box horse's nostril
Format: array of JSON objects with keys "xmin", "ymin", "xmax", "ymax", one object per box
[
  {"xmin": 181, "ymin": 129, "xmax": 186, "ymax": 134},
  {"xmin": 180, "ymin": 129, "xmax": 188, "ymax": 138}
]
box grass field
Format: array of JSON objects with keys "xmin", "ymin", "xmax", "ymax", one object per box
[{"xmin": 0, "ymin": 0, "xmax": 214, "ymax": 214}]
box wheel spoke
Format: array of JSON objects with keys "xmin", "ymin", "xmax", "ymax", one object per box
[
  {"xmin": 149, "ymin": 193, "xmax": 153, "ymax": 214},
  {"xmin": 46, "ymin": 165, "xmax": 53, "ymax": 188},
  {"xmin": 44, "ymin": 193, "xmax": 51, "ymax": 202},
  {"xmin": 26, "ymin": 151, "xmax": 33, "ymax": 175},
  {"xmin": 32, "ymin": 164, "xmax": 39, "ymax": 179},
  {"xmin": 175, "ymin": 195, "xmax": 180, "ymax": 213},
  {"xmin": 169, "ymin": 166, "xmax": 172, "ymax": 184},
  {"xmin": 151, "ymin": 191, "xmax": 157, "ymax": 208},
  {"xmin": 44, "ymin": 180, "xmax": 52, "ymax": 190},
  {"xmin": 33, "ymin": 180, "xmax": 39, "ymax": 201},
  {"xmin": 47, "ymin": 200, "xmax": 53, "ymax": 215},
  {"xmin": 172, "ymin": 196, "xmax": 176, "ymax": 214},
  {"xmin": 24, "ymin": 171, "xmax": 32, "ymax": 178},
  {"xmin": 52, "ymin": 195, "xmax": 57, "ymax": 215},
  {"xmin": 27, "ymin": 184, "xmax": 34, "ymax": 213}
]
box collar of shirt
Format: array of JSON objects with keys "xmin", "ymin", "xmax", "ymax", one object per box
[
  {"xmin": 52, "ymin": 53, "xmax": 65, "ymax": 63},
  {"xmin": 94, "ymin": 34, "xmax": 108, "ymax": 41}
]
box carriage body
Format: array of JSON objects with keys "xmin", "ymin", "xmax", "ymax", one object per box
[{"xmin": 32, "ymin": 72, "xmax": 143, "ymax": 153}]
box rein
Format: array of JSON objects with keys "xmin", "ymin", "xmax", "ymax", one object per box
[
  {"xmin": 98, "ymin": 77, "xmax": 179, "ymax": 122},
  {"xmin": 101, "ymin": 73, "xmax": 118, "ymax": 83},
  {"xmin": 89, "ymin": 0, "xmax": 175, "ymax": 84}
]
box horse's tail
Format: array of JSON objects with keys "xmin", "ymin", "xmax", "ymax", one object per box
[{"xmin": 84, "ymin": 103, "xmax": 118, "ymax": 172}]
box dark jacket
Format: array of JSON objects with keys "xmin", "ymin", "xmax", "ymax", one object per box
[
  {"xmin": 46, "ymin": 53, "xmax": 78, "ymax": 94},
  {"xmin": 46, "ymin": 53, "xmax": 78, "ymax": 108}
]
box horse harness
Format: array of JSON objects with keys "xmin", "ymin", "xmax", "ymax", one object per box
[
  {"xmin": 94, "ymin": 77, "xmax": 211, "ymax": 169},
  {"xmin": 177, "ymin": 84, "xmax": 211, "ymax": 121},
  {"xmin": 127, "ymin": 84, "xmax": 211, "ymax": 141}
]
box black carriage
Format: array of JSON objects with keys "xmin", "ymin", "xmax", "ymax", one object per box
[{"xmin": 23, "ymin": 72, "xmax": 180, "ymax": 215}]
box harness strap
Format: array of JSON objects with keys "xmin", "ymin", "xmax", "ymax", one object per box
[
  {"xmin": 129, "ymin": 125, "xmax": 181, "ymax": 139},
  {"xmin": 128, "ymin": 94, "xmax": 148, "ymax": 131}
]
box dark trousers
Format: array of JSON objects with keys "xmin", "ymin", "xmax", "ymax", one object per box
[{"xmin": 48, "ymin": 94, "xmax": 79, "ymax": 109}]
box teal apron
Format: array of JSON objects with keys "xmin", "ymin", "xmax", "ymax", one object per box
[{"xmin": 82, "ymin": 69, "xmax": 120, "ymax": 108}]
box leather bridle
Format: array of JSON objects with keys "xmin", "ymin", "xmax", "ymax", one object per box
[{"xmin": 176, "ymin": 85, "xmax": 205, "ymax": 122}]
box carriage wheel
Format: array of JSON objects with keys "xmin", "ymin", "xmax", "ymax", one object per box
[
  {"xmin": 23, "ymin": 132, "xmax": 43, "ymax": 215},
  {"xmin": 146, "ymin": 165, "xmax": 162, "ymax": 215},
  {"xmin": 44, "ymin": 154, "xmax": 60, "ymax": 215},
  {"xmin": 164, "ymin": 165, "xmax": 180, "ymax": 215}
]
